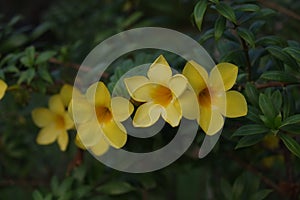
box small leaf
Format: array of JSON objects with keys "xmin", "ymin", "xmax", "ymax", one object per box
[
  {"xmin": 237, "ymin": 27, "xmax": 255, "ymax": 47},
  {"xmin": 280, "ymin": 114, "xmax": 300, "ymax": 127},
  {"xmin": 259, "ymin": 93, "xmax": 276, "ymax": 119},
  {"xmin": 220, "ymin": 178, "xmax": 233, "ymax": 200},
  {"xmin": 246, "ymin": 106, "xmax": 262, "ymax": 123},
  {"xmin": 194, "ymin": 0, "xmax": 208, "ymax": 31},
  {"xmin": 260, "ymin": 71, "xmax": 298, "ymax": 83},
  {"xmin": 233, "ymin": 124, "xmax": 269, "ymax": 137},
  {"xmin": 244, "ymin": 82, "xmax": 259, "ymax": 106},
  {"xmin": 232, "ymin": 175, "xmax": 244, "ymax": 200},
  {"xmin": 234, "ymin": 4, "xmax": 260, "ymax": 12},
  {"xmin": 278, "ymin": 133, "xmax": 300, "ymax": 158},
  {"xmin": 36, "ymin": 51, "xmax": 56, "ymax": 64},
  {"xmin": 266, "ymin": 46, "xmax": 298, "ymax": 69},
  {"xmin": 97, "ymin": 181, "xmax": 135, "ymax": 195},
  {"xmin": 214, "ymin": 15, "xmax": 226, "ymax": 40},
  {"xmin": 284, "ymin": 46, "xmax": 300, "ymax": 62},
  {"xmin": 235, "ymin": 134, "xmax": 265, "ymax": 149},
  {"xmin": 280, "ymin": 124, "xmax": 300, "ymax": 134},
  {"xmin": 256, "ymin": 36, "xmax": 286, "ymax": 47},
  {"xmin": 216, "ymin": 2, "xmax": 237, "ymax": 24},
  {"xmin": 18, "ymin": 68, "xmax": 35, "ymax": 84},
  {"xmin": 249, "ymin": 189, "xmax": 273, "ymax": 200},
  {"xmin": 271, "ymin": 90, "xmax": 282, "ymax": 113},
  {"xmin": 199, "ymin": 29, "xmax": 214, "ymax": 44}
]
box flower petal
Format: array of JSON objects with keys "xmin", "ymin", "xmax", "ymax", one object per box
[
  {"xmin": 210, "ymin": 63, "xmax": 238, "ymax": 91},
  {"xmin": 199, "ymin": 107, "xmax": 224, "ymax": 135},
  {"xmin": 60, "ymin": 84, "xmax": 82, "ymax": 106},
  {"xmin": 225, "ymin": 91, "xmax": 248, "ymax": 118},
  {"xmin": 77, "ymin": 119, "xmax": 102, "ymax": 147},
  {"xmin": 182, "ymin": 61, "xmax": 208, "ymax": 94},
  {"xmin": 36, "ymin": 124, "xmax": 59, "ymax": 145},
  {"xmin": 63, "ymin": 112, "xmax": 74, "ymax": 130},
  {"xmin": 124, "ymin": 76, "xmax": 149, "ymax": 96},
  {"xmin": 133, "ymin": 102, "xmax": 162, "ymax": 127},
  {"xmin": 86, "ymin": 82, "xmax": 111, "ymax": 107},
  {"xmin": 168, "ymin": 74, "xmax": 188, "ymax": 97},
  {"xmin": 111, "ymin": 97, "xmax": 133, "ymax": 122},
  {"xmin": 69, "ymin": 97, "xmax": 93, "ymax": 123},
  {"xmin": 49, "ymin": 95, "xmax": 65, "ymax": 115},
  {"xmin": 0, "ymin": 79, "xmax": 7, "ymax": 100},
  {"xmin": 101, "ymin": 120, "xmax": 127, "ymax": 148},
  {"xmin": 147, "ymin": 55, "xmax": 172, "ymax": 85},
  {"xmin": 131, "ymin": 83, "xmax": 158, "ymax": 102},
  {"xmin": 161, "ymin": 100, "xmax": 182, "ymax": 127},
  {"xmin": 57, "ymin": 131, "xmax": 69, "ymax": 151},
  {"xmin": 32, "ymin": 108, "xmax": 55, "ymax": 127},
  {"xmin": 90, "ymin": 137, "xmax": 109, "ymax": 155},
  {"xmin": 178, "ymin": 90, "xmax": 199, "ymax": 120}
]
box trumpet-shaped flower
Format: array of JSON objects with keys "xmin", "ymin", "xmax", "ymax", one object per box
[
  {"xmin": 70, "ymin": 82, "xmax": 133, "ymax": 154},
  {"xmin": 32, "ymin": 94, "xmax": 74, "ymax": 151},
  {"xmin": 124, "ymin": 55, "xmax": 192, "ymax": 127},
  {"xmin": 0, "ymin": 79, "xmax": 7, "ymax": 100},
  {"xmin": 182, "ymin": 61, "xmax": 247, "ymax": 135}
]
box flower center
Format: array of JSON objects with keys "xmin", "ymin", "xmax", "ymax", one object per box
[
  {"xmin": 151, "ymin": 85, "xmax": 173, "ymax": 107},
  {"xmin": 55, "ymin": 115, "xmax": 65, "ymax": 129},
  {"xmin": 198, "ymin": 88, "xmax": 211, "ymax": 107},
  {"xmin": 96, "ymin": 106, "xmax": 112, "ymax": 123}
]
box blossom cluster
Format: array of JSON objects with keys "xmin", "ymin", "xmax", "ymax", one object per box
[{"xmin": 30, "ymin": 55, "xmax": 247, "ymax": 155}]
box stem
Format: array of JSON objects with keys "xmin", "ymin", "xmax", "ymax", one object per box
[
  {"xmin": 240, "ymin": 38, "xmax": 252, "ymax": 81},
  {"xmin": 66, "ymin": 148, "xmax": 84, "ymax": 176}
]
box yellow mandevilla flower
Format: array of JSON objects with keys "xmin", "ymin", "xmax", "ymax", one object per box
[
  {"xmin": 0, "ymin": 79, "xmax": 7, "ymax": 100},
  {"xmin": 182, "ymin": 61, "xmax": 247, "ymax": 135},
  {"xmin": 124, "ymin": 55, "xmax": 192, "ymax": 127},
  {"xmin": 69, "ymin": 82, "xmax": 133, "ymax": 155},
  {"xmin": 32, "ymin": 94, "xmax": 74, "ymax": 151}
]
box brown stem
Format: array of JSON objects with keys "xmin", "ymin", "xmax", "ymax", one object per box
[
  {"xmin": 257, "ymin": 0, "xmax": 300, "ymax": 21},
  {"xmin": 66, "ymin": 148, "xmax": 84, "ymax": 176}
]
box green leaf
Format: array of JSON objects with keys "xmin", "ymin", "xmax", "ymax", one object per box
[
  {"xmin": 235, "ymin": 134, "xmax": 265, "ymax": 149},
  {"xmin": 216, "ymin": 2, "xmax": 237, "ymax": 24},
  {"xmin": 233, "ymin": 124, "xmax": 269, "ymax": 137},
  {"xmin": 209, "ymin": 0, "xmax": 219, "ymax": 3},
  {"xmin": 232, "ymin": 174, "xmax": 244, "ymax": 200},
  {"xmin": 237, "ymin": 27, "xmax": 255, "ymax": 47},
  {"xmin": 220, "ymin": 178, "xmax": 233, "ymax": 200},
  {"xmin": 194, "ymin": 0, "xmax": 208, "ymax": 31},
  {"xmin": 246, "ymin": 106, "xmax": 262, "ymax": 123},
  {"xmin": 260, "ymin": 71, "xmax": 298, "ymax": 83},
  {"xmin": 234, "ymin": 4, "xmax": 260, "ymax": 12},
  {"xmin": 32, "ymin": 190, "xmax": 43, "ymax": 200},
  {"xmin": 214, "ymin": 15, "xmax": 226, "ymax": 40},
  {"xmin": 256, "ymin": 36, "xmax": 286, "ymax": 47},
  {"xmin": 284, "ymin": 46, "xmax": 300, "ymax": 62},
  {"xmin": 31, "ymin": 22, "xmax": 52, "ymax": 40},
  {"xmin": 36, "ymin": 51, "xmax": 56, "ymax": 64},
  {"xmin": 282, "ymin": 90, "xmax": 293, "ymax": 120},
  {"xmin": 97, "ymin": 181, "xmax": 135, "ymax": 195},
  {"xmin": 280, "ymin": 124, "xmax": 300, "ymax": 134},
  {"xmin": 199, "ymin": 29, "xmax": 214, "ymax": 44},
  {"xmin": 280, "ymin": 114, "xmax": 300, "ymax": 127},
  {"xmin": 249, "ymin": 189, "xmax": 273, "ymax": 200},
  {"xmin": 57, "ymin": 177, "xmax": 73, "ymax": 196},
  {"xmin": 18, "ymin": 68, "xmax": 35, "ymax": 84},
  {"xmin": 271, "ymin": 90, "xmax": 282, "ymax": 113},
  {"xmin": 20, "ymin": 46, "xmax": 36, "ymax": 68},
  {"xmin": 266, "ymin": 46, "xmax": 298, "ymax": 69},
  {"xmin": 0, "ymin": 34, "xmax": 28, "ymax": 52},
  {"xmin": 244, "ymin": 82, "xmax": 259, "ymax": 106},
  {"xmin": 259, "ymin": 93, "xmax": 276, "ymax": 119},
  {"xmin": 250, "ymin": 21, "xmax": 265, "ymax": 34},
  {"xmin": 278, "ymin": 133, "xmax": 300, "ymax": 158}
]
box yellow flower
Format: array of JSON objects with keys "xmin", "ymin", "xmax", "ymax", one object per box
[
  {"xmin": 69, "ymin": 82, "xmax": 133, "ymax": 155},
  {"xmin": 182, "ymin": 61, "xmax": 247, "ymax": 135},
  {"xmin": 0, "ymin": 79, "xmax": 7, "ymax": 100},
  {"xmin": 32, "ymin": 94, "xmax": 74, "ymax": 151},
  {"xmin": 124, "ymin": 55, "xmax": 192, "ymax": 127}
]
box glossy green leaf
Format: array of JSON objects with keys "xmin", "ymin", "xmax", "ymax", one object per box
[
  {"xmin": 214, "ymin": 15, "xmax": 226, "ymax": 40},
  {"xmin": 280, "ymin": 124, "xmax": 300, "ymax": 134},
  {"xmin": 246, "ymin": 106, "xmax": 262, "ymax": 123},
  {"xmin": 284, "ymin": 46, "xmax": 300, "ymax": 62},
  {"xmin": 234, "ymin": 4, "xmax": 260, "ymax": 12},
  {"xmin": 266, "ymin": 46, "xmax": 298, "ymax": 69},
  {"xmin": 280, "ymin": 114, "xmax": 300, "ymax": 127},
  {"xmin": 259, "ymin": 93, "xmax": 276, "ymax": 119},
  {"xmin": 256, "ymin": 36, "xmax": 286, "ymax": 47},
  {"xmin": 249, "ymin": 189, "xmax": 272, "ymax": 200},
  {"xmin": 271, "ymin": 90, "xmax": 282, "ymax": 113},
  {"xmin": 260, "ymin": 71, "xmax": 298, "ymax": 83},
  {"xmin": 279, "ymin": 133, "xmax": 300, "ymax": 158},
  {"xmin": 237, "ymin": 27, "xmax": 255, "ymax": 47},
  {"xmin": 233, "ymin": 124, "xmax": 269, "ymax": 137},
  {"xmin": 235, "ymin": 134, "xmax": 265, "ymax": 149},
  {"xmin": 244, "ymin": 82, "xmax": 259, "ymax": 106},
  {"xmin": 194, "ymin": 0, "xmax": 208, "ymax": 31},
  {"xmin": 216, "ymin": 2, "xmax": 237, "ymax": 24},
  {"xmin": 199, "ymin": 29, "xmax": 214, "ymax": 43}
]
